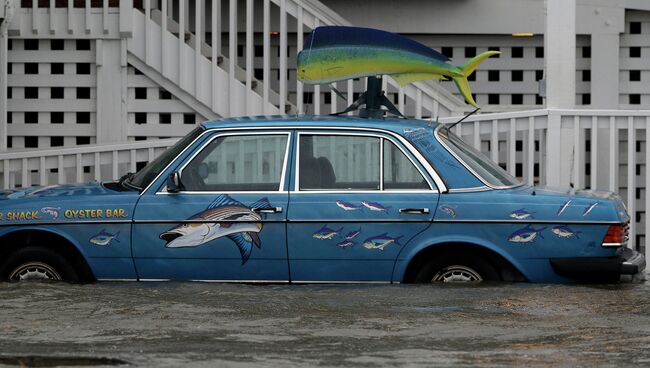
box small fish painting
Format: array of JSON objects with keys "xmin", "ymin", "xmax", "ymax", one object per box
[
  {"xmin": 557, "ymin": 198, "xmax": 572, "ymax": 216},
  {"xmin": 361, "ymin": 201, "xmax": 391, "ymax": 212},
  {"xmin": 313, "ymin": 225, "xmax": 343, "ymax": 240},
  {"xmin": 508, "ymin": 225, "xmax": 546, "ymax": 243},
  {"xmin": 40, "ymin": 206, "xmax": 61, "ymax": 220},
  {"xmin": 583, "ymin": 202, "xmax": 599, "ymax": 217},
  {"xmin": 362, "ymin": 233, "xmax": 403, "ymax": 250},
  {"xmin": 510, "ymin": 208, "xmax": 534, "ymax": 220},
  {"xmin": 345, "ymin": 228, "xmax": 362, "ymax": 240},
  {"xmin": 552, "ymin": 225, "xmax": 581, "ymax": 239},
  {"xmin": 336, "ymin": 240, "xmax": 355, "ymax": 248},
  {"xmin": 336, "ymin": 200, "xmax": 363, "ymax": 211},
  {"xmin": 438, "ymin": 205, "xmax": 457, "ymax": 219},
  {"xmin": 90, "ymin": 229, "xmax": 120, "ymax": 246}
]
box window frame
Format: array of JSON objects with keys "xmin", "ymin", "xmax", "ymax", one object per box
[
  {"xmin": 295, "ymin": 131, "xmax": 434, "ymax": 193},
  {"xmin": 173, "ymin": 131, "xmax": 292, "ymax": 194}
]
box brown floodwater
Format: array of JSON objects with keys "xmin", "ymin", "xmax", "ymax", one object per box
[{"xmin": 0, "ymin": 278, "xmax": 648, "ymax": 367}]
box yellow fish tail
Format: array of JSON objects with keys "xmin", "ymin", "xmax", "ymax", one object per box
[{"xmin": 453, "ymin": 51, "xmax": 501, "ymax": 108}]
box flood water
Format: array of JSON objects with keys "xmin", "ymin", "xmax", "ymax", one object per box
[{"xmin": 0, "ymin": 278, "xmax": 649, "ymax": 367}]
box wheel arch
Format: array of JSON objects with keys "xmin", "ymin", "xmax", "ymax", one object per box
[
  {"xmin": 0, "ymin": 227, "xmax": 95, "ymax": 282},
  {"xmin": 396, "ymin": 236, "xmax": 529, "ymax": 283}
]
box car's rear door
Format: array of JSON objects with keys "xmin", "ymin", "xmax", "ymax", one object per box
[
  {"xmin": 286, "ymin": 130, "xmax": 440, "ymax": 282},
  {"xmin": 132, "ymin": 130, "xmax": 292, "ymax": 281}
]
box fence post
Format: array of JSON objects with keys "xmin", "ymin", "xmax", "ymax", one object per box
[{"xmin": 545, "ymin": 111, "xmax": 563, "ymax": 187}]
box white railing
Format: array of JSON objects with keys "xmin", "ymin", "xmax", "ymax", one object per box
[{"xmin": 0, "ymin": 138, "xmax": 176, "ymax": 189}]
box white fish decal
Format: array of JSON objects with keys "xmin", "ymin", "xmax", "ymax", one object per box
[
  {"xmin": 508, "ymin": 225, "xmax": 546, "ymax": 243},
  {"xmin": 510, "ymin": 208, "xmax": 533, "ymax": 220}
]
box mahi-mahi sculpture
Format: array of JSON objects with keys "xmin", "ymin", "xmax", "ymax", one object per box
[{"xmin": 297, "ymin": 26, "xmax": 499, "ymax": 108}]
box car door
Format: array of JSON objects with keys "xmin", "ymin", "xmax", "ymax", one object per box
[
  {"xmin": 132, "ymin": 130, "xmax": 292, "ymax": 281},
  {"xmin": 287, "ymin": 130, "xmax": 440, "ymax": 282}
]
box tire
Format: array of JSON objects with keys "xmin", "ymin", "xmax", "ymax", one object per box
[
  {"xmin": 414, "ymin": 253, "xmax": 500, "ymax": 283},
  {"xmin": 0, "ymin": 246, "xmax": 79, "ymax": 282}
]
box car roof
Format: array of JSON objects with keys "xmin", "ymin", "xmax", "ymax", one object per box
[{"xmin": 201, "ymin": 115, "xmax": 441, "ymax": 134}]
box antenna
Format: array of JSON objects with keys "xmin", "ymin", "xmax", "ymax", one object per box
[{"xmin": 444, "ymin": 107, "xmax": 480, "ymax": 133}]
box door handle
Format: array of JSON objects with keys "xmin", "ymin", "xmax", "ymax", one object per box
[
  {"xmin": 252, "ymin": 207, "xmax": 283, "ymax": 213},
  {"xmin": 399, "ymin": 208, "xmax": 430, "ymax": 214}
]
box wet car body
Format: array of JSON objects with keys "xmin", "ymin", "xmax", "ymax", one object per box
[{"xmin": 0, "ymin": 116, "xmax": 644, "ymax": 283}]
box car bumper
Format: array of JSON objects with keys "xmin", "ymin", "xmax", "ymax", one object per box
[{"xmin": 549, "ymin": 247, "xmax": 646, "ymax": 282}]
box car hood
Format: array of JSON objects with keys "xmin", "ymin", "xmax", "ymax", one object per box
[{"xmin": 0, "ymin": 182, "xmax": 126, "ymax": 200}]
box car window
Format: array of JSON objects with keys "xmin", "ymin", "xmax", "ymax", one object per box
[
  {"xmin": 383, "ymin": 140, "xmax": 429, "ymax": 190},
  {"xmin": 299, "ymin": 135, "xmax": 380, "ymax": 190},
  {"xmin": 181, "ymin": 134, "xmax": 289, "ymax": 191}
]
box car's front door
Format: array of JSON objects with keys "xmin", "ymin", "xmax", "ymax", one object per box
[
  {"xmin": 132, "ymin": 131, "xmax": 292, "ymax": 281},
  {"xmin": 287, "ymin": 131, "xmax": 440, "ymax": 282}
]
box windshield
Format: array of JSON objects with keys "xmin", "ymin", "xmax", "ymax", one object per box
[
  {"xmin": 126, "ymin": 127, "xmax": 204, "ymax": 190},
  {"xmin": 437, "ymin": 127, "xmax": 520, "ymax": 188}
]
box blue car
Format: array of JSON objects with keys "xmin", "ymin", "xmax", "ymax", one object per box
[{"xmin": 0, "ymin": 116, "xmax": 645, "ymax": 283}]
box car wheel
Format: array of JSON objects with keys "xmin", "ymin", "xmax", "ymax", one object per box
[
  {"xmin": 414, "ymin": 254, "xmax": 499, "ymax": 283},
  {"xmin": 1, "ymin": 246, "xmax": 79, "ymax": 282}
]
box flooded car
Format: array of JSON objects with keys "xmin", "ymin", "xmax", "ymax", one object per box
[{"xmin": 0, "ymin": 116, "xmax": 645, "ymax": 283}]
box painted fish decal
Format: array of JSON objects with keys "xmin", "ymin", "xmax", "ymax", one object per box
[
  {"xmin": 438, "ymin": 205, "xmax": 457, "ymax": 219},
  {"xmin": 557, "ymin": 198, "xmax": 572, "ymax": 216},
  {"xmin": 510, "ymin": 208, "xmax": 534, "ymax": 220},
  {"xmin": 362, "ymin": 233, "xmax": 403, "ymax": 250},
  {"xmin": 313, "ymin": 225, "xmax": 344, "ymax": 240},
  {"xmin": 336, "ymin": 200, "xmax": 363, "ymax": 211},
  {"xmin": 361, "ymin": 201, "xmax": 391, "ymax": 212},
  {"xmin": 583, "ymin": 202, "xmax": 599, "ymax": 216},
  {"xmin": 159, "ymin": 195, "xmax": 270, "ymax": 264},
  {"xmin": 40, "ymin": 206, "xmax": 61, "ymax": 220},
  {"xmin": 345, "ymin": 228, "xmax": 362, "ymax": 240},
  {"xmin": 552, "ymin": 225, "xmax": 581, "ymax": 239},
  {"xmin": 90, "ymin": 229, "xmax": 120, "ymax": 246},
  {"xmin": 336, "ymin": 240, "xmax": 355, "ymax": 248},
  {"xmin": 508, "ymin": 225, "xmax": 546, "ymax": 243},
  {"xmin": 297, "ymin": 26, "xmax": 500, "ymax": 108}
]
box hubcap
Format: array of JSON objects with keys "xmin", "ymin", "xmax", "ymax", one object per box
[
  {"xmin": 432, "ymin": 265, "xmax": 483, "ymax": 283},
  {"xmin": 9, "ymin": 262, "xmax": 62, "ymax": 282}
]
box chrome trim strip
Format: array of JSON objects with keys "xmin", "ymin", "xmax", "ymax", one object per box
[
  {"xmin": 189, "ymin": 279, "xmax": 290, "ymax": 283},
  {"xmin": 141, "ymin": 129, "xmax": 212, "ymax": 195},
  {"xmin": 0, "ymin": 220, "xmax": 132, "ymax": 227},
  {"xmin": 295, "ymin": 131, "xmax": 435, "ymax": 192},
  {"xmin": 157, "ymin": 191, "xmax": 287, "ymax": 195},
  {"xmin": 448, "ymin": 186, "xmax": 491, "ymax": 193},
  {"xmin": 169, "ymin": 131, "xmax": 292, "ymax": 194},
  {"xmin": 434, "ymin": 124, "xmax": 524, "ymax": 191},
  {"xmin": 291, "ymin": 190, "xmax": 438, "ymax": 194},
  {"xmin": 96, "ymin": 278, "xmax": 139, "ymax": 282},
  {"xmin": 433, "ymin": 219, "xmax": 623, "ymax": 224},
  {"xmin": 291, "ymin": 280, "xmax": 393, "ymax": 284},
  {"xmin": 132, "ymin": 219, "xmax": 432, "ymax": 224},
  {"xmin": 139, "ymin": 279, "xmax": 171, "ymax": 282},
  {"xmin": 195, "ymin": 125, "xmax": 447, "ymax": 192},
  {"xmin": 602, "ymin": 242, "xmax": 626, "ymax": 247}
]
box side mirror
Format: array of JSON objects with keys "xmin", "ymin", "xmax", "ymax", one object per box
[{"xmin": 167, "ymin": 172, "xmax": 182, "ymax": 193}]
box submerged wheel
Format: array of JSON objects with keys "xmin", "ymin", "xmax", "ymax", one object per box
[
  {"xmin": 414, "ymin": 253, "xmax": 499, "ymax": 283},
  {"xmin": 1, "ymin": 246, "xmax": 79, "ymax": 282}
]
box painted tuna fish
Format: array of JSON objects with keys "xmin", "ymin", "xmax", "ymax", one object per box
[
  {"xmin": 336, "ymin": 200, "xmax": 363, "ymax": 211},
  {"xmin": 508, "ymin": 225, "xmax": 546, "ymax": 243},
  {"xmin": 313, "ymin": 225, "xmax": 343, "ymax": 240},
  {"xmin": 90, "ymin": 229, "xmax": 120, "ymax": 246},
  {"xmin": 552, "ymin": 225, "xmax": 581, "ymax": 239},
  {"xmin": 438, "ymin": 205, "xmax": 457, "ymax": 219},
  {"xmin": 345, "ymin": 228, "xmax": 362, "ymax": 240},
  {"xmin": 336, "ymin": 240, "xmax": 355, "ymax": 248},
  {"xmin": 583, "ymin": 202, "xmax": 599, "ymax": 216},
  {"xmin": 362, "ymin": 233, "xmax": 403, "ymax": 250},
  {"xmin": 557, "ymin": 198, "xmax": 573, "ymax": 216},
  {"xmin": 510, "ymin": 208, "xmax": 534, "ymax": 220},
  {"xmin": 160, "ymin": 195, "xmax": 270, "ymax": 264},
  {"xmin": 361, "ymin": 201, "xmax": 391, "ymax": 212},
  {"xmin": 41, "ymin": 206, "xmax": 61, "ymax": 220},
  {"xmin": 297, "ymin": 26, "xmax": 500, "ymax": 107}
]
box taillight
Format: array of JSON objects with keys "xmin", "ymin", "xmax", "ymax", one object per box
[{"xmin": 602, "ymin": 223, "xmax": 629, "ymax": 247}]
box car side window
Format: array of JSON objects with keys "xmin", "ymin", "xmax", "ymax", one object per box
[
  {"xmin": 383, "ymin": 140, "xmax": 429, "ymax": 190},
  {"xmin": 181, "ymin": 134, "xmax": 289, "ymax": 191},
  {"xmin": 299, "ymin": 134, "xmax": 380, "ymax": 190}
]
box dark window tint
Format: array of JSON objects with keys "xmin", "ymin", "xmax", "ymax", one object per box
[
  {"xmin": 182, "ymin": 134, "xmax": 289, "ymax": 191},
  {"xmin": 383, "ymin": 140, "xmax": 428, "ymax": 190}
]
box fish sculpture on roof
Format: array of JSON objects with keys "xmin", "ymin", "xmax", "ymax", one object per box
[{"xmin": 297, "ymin": 26, "xmax": 500, "ymax": 108}]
